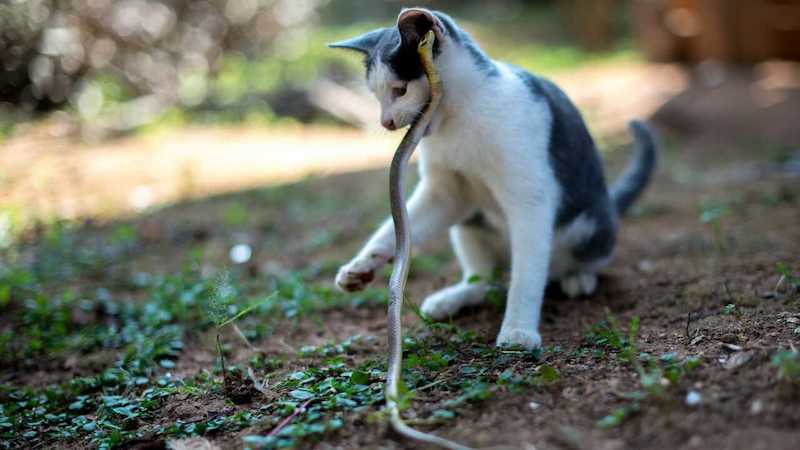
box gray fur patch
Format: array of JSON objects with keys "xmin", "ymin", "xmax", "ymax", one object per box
[
  {"xmin": 432, "ymin": 12, "xmax": 498, "ymax": 77},
  {"xmin": 513, "ymin": 67, "xmax": 617, "ymax": 262}
]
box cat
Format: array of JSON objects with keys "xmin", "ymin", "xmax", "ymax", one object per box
[{"xmin": 329, "ymin": 8, "xmax": 656, "ymax": 349}]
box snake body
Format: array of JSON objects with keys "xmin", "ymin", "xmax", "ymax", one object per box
[{"xmin": 385, "ymin": 30, "xmax": 473, "ymax": 450}]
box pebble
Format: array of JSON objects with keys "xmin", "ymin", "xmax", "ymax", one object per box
[
  {"xmin": 229, "ymin": 244, "xmax": 252, "ymax": 264},
  {"xmin": 637, "ymin": 259, "xmax": 655, "ymax": 273},
  {"xmin": 686, "ymin": 390, "xmax": 702, "ymax": 406}
]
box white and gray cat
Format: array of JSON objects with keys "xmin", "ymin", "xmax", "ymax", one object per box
[{"xmin": 329, "ymin": 8, "xmax": 656, "ymax": 349}]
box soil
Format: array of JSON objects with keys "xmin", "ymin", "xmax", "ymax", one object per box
[{"xmin": 2, "ymin": 67, "xmax": 800, "ymax": 450}]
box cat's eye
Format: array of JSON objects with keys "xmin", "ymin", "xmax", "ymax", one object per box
[{"xmin": 391, "ymin": 86, "xmax": 407, "ymax": 98}]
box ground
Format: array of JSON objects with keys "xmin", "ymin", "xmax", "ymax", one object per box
[{"xmin": 1, "ymin": 66, "xmax": 799, "ymax": 450}]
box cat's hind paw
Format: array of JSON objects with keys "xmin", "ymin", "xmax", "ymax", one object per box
[
  {"xmin": 559, "ymin": 273, "xmax": 597, "ymax": 298},
  {"xmin": 420, "ymin": 283, "xmax": 487, "ymax": 320}
]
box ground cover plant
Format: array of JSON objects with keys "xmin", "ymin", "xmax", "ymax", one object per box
[{"xmin": 2, "ymin": 124, "xmax": 799, "ymax": 449}]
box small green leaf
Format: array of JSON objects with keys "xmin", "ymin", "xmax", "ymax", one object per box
[
  {"xmin": 159, "ymin": 359, "xmax": 176, "ymax": 369},
  {"xmin": 0, "ymin": 285, "xmax": 10, "ymax": 307},
  {"xmin": 432, "ymin": 409, "xmax": 455, "ymax": 420},
  {"xmin": 597, "ymin": 407, "xmax": 628, "ymax": 429},
  {"xmin": 289, "ymin": 389, "xmax": 314, "ymax": 400},
  {"xmin": 684, "ymin": 357, "xmax": 701, "ymax": 370},
  {"xmin": 68, "ymin": 399, "xmax": 86, "ymax": 411},
  {"xmin": 538, "ymin": 364, "xmax": 559, "ymax": 383},
  {"xmin": 349, "ymin": 370, "xmax": 370, "ymax": 385},
  {"xmin": 111, "ymin": 406, "xmax": 137, "ymax": 418}
]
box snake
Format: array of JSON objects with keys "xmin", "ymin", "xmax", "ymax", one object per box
[{"xmin": 385, "ymin": 30, "xmax": 474, "ymax": 450}]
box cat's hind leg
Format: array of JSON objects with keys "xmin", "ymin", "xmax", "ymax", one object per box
[
  {"xmin": 421, "ymin": 217, "xmax": 497, "ymax": 320},
  {"xmin": 553, "ymin": 208, "xmax": 616, "ymax": 298}
]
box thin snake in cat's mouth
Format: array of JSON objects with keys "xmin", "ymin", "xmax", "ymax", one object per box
[{"xmin": 384, "ymin": 30, "xmax": 474, "ymax": 450}]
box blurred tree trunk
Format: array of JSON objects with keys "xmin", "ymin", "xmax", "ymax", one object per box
[{"xmin": 632, "ymin": 0, "xmax": 800, "ymax": 63}]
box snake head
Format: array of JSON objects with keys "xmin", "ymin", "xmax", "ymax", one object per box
[
  {"xmin": 397, "ymin": 8, "xmax": 445, "ymax": 52},
  {"xmin": 418, "ymin": 30, "xmax": 436, "ymax": 54}
]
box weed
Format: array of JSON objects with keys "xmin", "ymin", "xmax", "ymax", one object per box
[
  {"xmin": 223, "ymin": 201, "xmax": 250, "ymax": 227},
  {"xmin": 776, "ymin": 262, "xmax": 800, "ymax": 293},
  {"xmin": 109, "ymin": 224, "xmax": 137, "ymax": 247},
  {"xmin": 584, "ymin": 311, "xmax": 639, "ymax": 361},
  {"xmin": 0, "ymin": 250, "xmax": 385, "ymax": 449},
  {"xmin": 588, "ymin": 314, "xmax": 702, "ymax": 428},
  {"xmin": 771, "ymin": 349, "xmax": 800, "ymax": 384},
  {"xmin": 699, "ymin": 201, "xmax": 731, "ymax": 252},
  {"xmin": 596, "ymin": 404, "xmax": 640, "ymax": 429}
]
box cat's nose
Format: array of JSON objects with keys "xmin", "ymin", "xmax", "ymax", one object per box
[{"xmin": 381, "ymin": 118, "xmax": 397, "ymax": 130}]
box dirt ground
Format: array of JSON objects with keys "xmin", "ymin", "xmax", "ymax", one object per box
[{"xmin": 1, "ymin": 68, "xmax": 799, "ymax": 450}]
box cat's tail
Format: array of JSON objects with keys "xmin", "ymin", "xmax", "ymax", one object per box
[{"xmin": 610, "ymin": 120, "xmax": 657, "ymax": 215}]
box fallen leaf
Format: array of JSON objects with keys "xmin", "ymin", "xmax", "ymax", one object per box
[
  {"xmin": 723, "ymin": 351, "xmax": 753, "ymax": 370},
  {"xmin": 168, "ymin": 437, "xmax": 220, "ymax": 450}
]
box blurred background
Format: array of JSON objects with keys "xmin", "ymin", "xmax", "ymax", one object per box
[
  {"xmin": 2, "ymin": 5, "xmax": 799, "ymax": 448},
  {"xmin": 0, "ymin": 0, "xmax": 799, "ymax": 237}
]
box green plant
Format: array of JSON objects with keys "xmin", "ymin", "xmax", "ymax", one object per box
[
  {"xmin": 771, "ymin": 350, "xmax": 800, "ymax": 383},
  {"xmin": 584, "ymin": 311, "xmax": 639, "ymax": 361},
  {"xmin": 699, "ymin": 201, "xmax": 731, "ymax": 252},
  {"xmin": 776, "ymin": 262, "xmax": 800, "ymax": 292},
  {"xmin": 596, "ymin": 404, "xmax": 640, "ymax": 429},
  {"xmin": 589, "ymin": 314, "xmax": 702, "ymax": 428}
]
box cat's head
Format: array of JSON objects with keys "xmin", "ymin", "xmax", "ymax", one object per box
[{"xmin": 329, "ymin": 8, "xmax": 452, "ymax": 131}]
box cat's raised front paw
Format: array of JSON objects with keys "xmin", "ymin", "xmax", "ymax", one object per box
[
  {"xmin": 496, "ymin": 327, "xmax": 542, "ymax": 350},
  {"xmin": 335, "ymin": 255, "xmax": 386, "ymax": 292}
]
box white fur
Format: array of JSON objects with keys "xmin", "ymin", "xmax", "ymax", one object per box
[
  {"xmin": 336, "ymin": 26, "xmax": 607, "ymax": 349},
  {"xmin": 367, "ymin": 55, "xmax": 430, "ymax": 129}
]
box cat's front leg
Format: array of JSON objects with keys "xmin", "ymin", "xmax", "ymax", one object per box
[
  {"xmin": 495, "ymin": 197, "xmax": 555, "ymax": 350},
  {"xmin": 336, "ymin": 175, "xmax": 466, "ymax": 292}
]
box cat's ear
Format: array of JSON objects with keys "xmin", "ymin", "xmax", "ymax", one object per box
[
  {"xmin": 397, "ymin": 8, "xmax": 444, "ymax": 45},
  {"xmin": 328, "ymin": 28, "xmax": 385, "ymax": 54}
]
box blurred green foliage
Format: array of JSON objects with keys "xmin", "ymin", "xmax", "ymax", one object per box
[{"xmin": 0, "ymin": 1, "xmax": 635, "ymax": 137}]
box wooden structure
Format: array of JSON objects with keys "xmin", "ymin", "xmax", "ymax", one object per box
[{"xmin": 633, "ymin": 0, "xmax": 800, "ymax": 62}]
